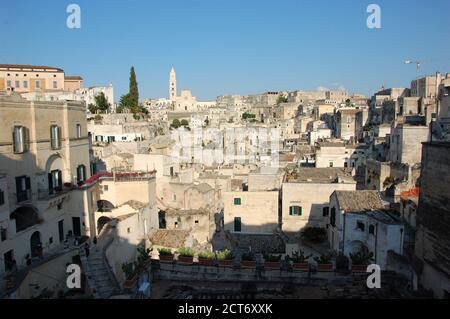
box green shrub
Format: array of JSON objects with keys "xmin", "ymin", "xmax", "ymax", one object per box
[
  {"xmin": 314, "ymin": 254, "xmax": 332, "ymax": 264},
  {"xmin": 216, "ymin": 249, "xmax": 232, "ymax": 261},
  {"xmin": 198, "ymin": 251, "xmax": 215, "ymax": 259},
  {"xmin": 264, "ymin": 254, "xmax": 281, "ymax": 262},
  {"xmin": 177, "ymin": 247, "xmax": 194, "ymax": 257},
  {"xmin": 350, "ymin": 247, "xmax": 374, "ymax": 265},
  {"xmin": 158, "ymin": 248, "xmax": 173, "ymax": 256},
  {"xmin": 241, "ymin": 251, "xmax": 254, "ymax": 261},
  {"xmin": 291, "ymin": 250, "xmax": 312, "ymax": 263}
]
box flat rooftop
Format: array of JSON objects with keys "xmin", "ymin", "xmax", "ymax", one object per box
[{"xmin": 285, "ymin": 167, "xmax": 354, "ymax": 183}]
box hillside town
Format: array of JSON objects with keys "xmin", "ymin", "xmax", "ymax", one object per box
[{"xmin": 0, "ymin": 63, "xmax": 449, "ymax": 299}]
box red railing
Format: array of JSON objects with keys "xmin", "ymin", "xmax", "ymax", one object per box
[{"xmin": 80, "ymin": 170, "xmax": 157, "ymax": 187}]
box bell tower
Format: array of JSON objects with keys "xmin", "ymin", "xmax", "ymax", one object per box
[{"xmin": 169, "ymin": 66, "xmax": 177, "ymax": 101}]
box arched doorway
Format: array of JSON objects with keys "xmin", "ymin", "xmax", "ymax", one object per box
[
  {"xmin": 30, "ymin": 231, "xmax": 42, "ymax": 258},
  {"xmin": 10, "ymin": 205, "xmax": 39, "ymax": 232},
  {"xmin": 97, "ymin": 200, "xmax": 114, "ymax": 212},
  {"xmin": 97, "ymin": 216, "xmax": 112, "ymax": 234}
]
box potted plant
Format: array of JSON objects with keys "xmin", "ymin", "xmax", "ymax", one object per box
[
  {"xmin": 198, "ymin": 251, "xmax": 215, "ymax": 266},
  {"xmin": 177, "ymin": 247, "xmax": 194, "ymax": 264},
  {"xmin": 292, "ymin": 250, "xmax": 312, "ymax": 271},
  {"xmin": 241, "ymin": 251, "xmax": 256, "ymax": 268},
  {"xmin": 158, "ymin": 248, "xmax": 174, "ymax": 263},
  {"xmin": 216, "ymin": 249, "xmax": 233, "ymax": 267},
  {"xmin": 314, "ymin": 254, "xmax": 334, "ymax": 271},
  {"xmin": 350, "ymin": 247, "xmax": 374, "ymax": 272},
  {"xmin": 264, "ymin": 254, "xmax": 281, "ymax": 270},
  {"xmin": 122, "ymin": 262, "xmax": 138, "ymax": 289}
]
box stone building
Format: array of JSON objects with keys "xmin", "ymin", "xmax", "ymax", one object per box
[
  {"xmin": 223, "ymin": 191, "xmax": 279, "ymax": 234},
  {"xmin": 281, "ymin": 168, "xmax": 356, "ymax": 234},
  {"xmin": 327, "ymin": 190, "xmax": 403, "ymax": 270},
  {"xmin": 0, "ymin": 94, "xmax": 90, "ymax": 281},
  {"xmin": 414, "ymin": 142, "xmax": 450, "ymax": 298}
]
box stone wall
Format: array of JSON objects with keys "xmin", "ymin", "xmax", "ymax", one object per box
[{"xmin": 415, "ymin": 142, "xmax": 450, "ymax": 298}]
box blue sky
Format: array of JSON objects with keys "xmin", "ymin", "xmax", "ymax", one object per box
[{"xmin": 1, "ymin": 0, "xmax": 449, "ymax": 101}]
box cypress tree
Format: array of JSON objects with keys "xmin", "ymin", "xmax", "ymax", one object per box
[{"xmin": 129, "ymin": 66, "xmax": 139, "ymax": 107}]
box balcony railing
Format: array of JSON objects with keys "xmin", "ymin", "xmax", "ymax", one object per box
[{"xmin": 16, "ymin": 190, "xmax": 32, "ymax": 204}]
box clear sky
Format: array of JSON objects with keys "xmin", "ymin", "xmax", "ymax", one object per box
[{"xmin": 1, "ymin": 0, "xmax": 449, "ymax": 101}]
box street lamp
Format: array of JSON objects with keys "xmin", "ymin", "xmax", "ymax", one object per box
[{"xmin": 405, "ymin": 60, "xmax": 424, "ymax": 95}]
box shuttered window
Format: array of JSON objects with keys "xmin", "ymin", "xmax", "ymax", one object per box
[
  {"xmin": 50, "ymin": 125, "xmax": 61, "ymax": 150},
  {"xmin": 13, "ymin": 126, "xmax": 30, "ymax": 154}
]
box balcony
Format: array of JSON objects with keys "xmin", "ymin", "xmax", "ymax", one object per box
[
  {"xmin": 16, "ymin": 189, "xmax": 32, "ymax": 204},
  {"xmin": 37, "ymin": 184, "xmax": 75, "ymax": 201}
]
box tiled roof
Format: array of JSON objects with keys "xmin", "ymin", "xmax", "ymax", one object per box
[
  {"xmin": 0, "ymin": 64, "xmax": 64, "ymax": 72},
  {"xmin": 335, "ymin": 190, "xmax": 386, "ymax": 212},
  {"xmin": 65, "ymin": 75, "xmax": 83, "ymax": 80}
]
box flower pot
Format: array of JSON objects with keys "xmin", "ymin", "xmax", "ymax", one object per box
[
  {"xmin": 123, "ymin": 274, "xmax": 138, "ymax": 289},
  {"xmin": 293, "ymin": 263, "xmax": 309, "ymax": 271},
  {"xmin": 264, "ymin": 261, "xmax": 280, "ymax": 270},
  {"xmin": 159, "ymin": 255, "xmax": 174, "ymax": 263},
  {"xmin": 198, "ymin": 258, "xmax": 214, "ymax": 266},
  {"xmin": 317, "ymin": 263, "xmax": 333, "ymax": 272},
  {"xmin": 241, "ymin": 260, "xmax": 256, "ymax": 268},
  {"xmin": 178, "ymin": 256, "xmax": 193, "ymax": 264},
  {"xmin": 352, "ymin": 264, "xmax": 368, "ymax": 272},
  {"xmin": 218, "ymin": 259, "xmax": 233, "ymax": 267}
]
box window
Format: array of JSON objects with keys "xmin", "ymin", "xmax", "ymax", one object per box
[
  {"xmin": 6, "ymin": 80, "xmax": 11, "ymax": 87},
  {"xmin": 233, "ymin": 198, "xmax": 241, "ymax": 205},
  {"xmin": 0, "ymin": 189, "xmax": 4, "ymax": 206},
  {"xmin": 57, "ymin": 202, "xmax": 62, "ymax": 210},
  {"xmin": 322, "ymin": 206, "xmax": 329, "ymax": 217},
  {"xmin": 13, "ymin": 126, "xmax": 30, "ymax": 154},
  {"xmin": 76, "ymin": 124, "xmax": 82, "ymax": 138},
  {"xmin": 48, "ymin": 170, "xmax": 62, "ymax": 194},
  {"xmin": 234, "ymin": 217, "xmax": 241, "ymax": 232},
  {"xmin": 330, "ymin": 207, "xmax": 336, "ymax": 227},
  {"xmin": 50, "ymin": 125, "xmax": 61, "ymax": 150},
  {"xmin": 329, "ymin": 161, "xmax": 334, "ymax": 167},
  {"xmin": 49, "ymin": 237, "xmax": 53, "ymax": 244},
  {"xmin": 369, "ymin": 225, "xmax": 375, "ymax": 235},
  {"xmin": 1, "ymin": 227, "xmax": 6, "ymax": 241},
  {"xmin": 77, "ymin": 165, "xmax": 86, "ymax": 183},
  {"xmin": 289, "ymin": 206, "xmax": 302, "ymax": 216},
  {"xmin": 53, "ymin": 81, "xmax": 57, "ymax": 89},
  {"xmin": 127, "ymin": 228, "xmax": 131, "ymax": 234},
  {"xmin": 356, "ymin": 221, "xmax": 365, "ymax": 232},
  {"xmin": 23, "ymin": 81, "xmax": 28, "ymax": 89},
  {"xmin": 35, "ymin": 80, "xmax": 40, "ymax": 89},
  {"xmin": 173, "ymin": 194, "xmax": 177, "ymax": 201},
  {"xmin": 15, "ymin": 81, "xmax": 20, "ymax": 88},
  {"xmin": 15, "ymin": 176, "xmax": 31, "ymax": 203},
  {"xmin": 104, "ymin": 185, "xmax": 108, "ymax": 191}
]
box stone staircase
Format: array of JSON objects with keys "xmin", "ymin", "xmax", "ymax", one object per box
[{"xmin": 80, "ymin": 225, "xmax": 121, "ymax": 299}]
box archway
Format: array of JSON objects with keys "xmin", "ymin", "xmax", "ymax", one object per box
[
  {"xmin": 10, "ymin": 205, "xmax": 39, "ymax": 232},
  {"xmin": 97, "ymin": 216, "xmax": 112, "ymax": 234},
  {"xmin": 30, "ymin": 231, "xmax": 42, "ymax": 258},
  {"xmin": 97, "ymin": 200, "xmax": 114, "ymax": 212},
  {"xmin": 349, "ymin": 240, "xmax": 368, "ymax": 255}
]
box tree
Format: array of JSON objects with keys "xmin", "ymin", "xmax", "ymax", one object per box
[
  {"xmin": 94, "ymin": 92, "xmax": 111, "ymax": 112},
  {"xmin": 277, "ymin": 94, "xmax": 288, "ymax": 104},
  {"xmin": 180, "ymin": 119, "xmax": 189, "ymax": 126},
  {"xmin": 119, "ymin": 93, "xmax": 132, "ymax": 108},
  {"xmin": 129, "ymin": 66, "xmax": 139, "ymax": 107},
  {"xmin": 88, "ymin": 103, "xmax": 98, "ymax": 114},
  {"xmin": 171, "ymin": 119, "xmax": 181, "ymax": 128}
]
